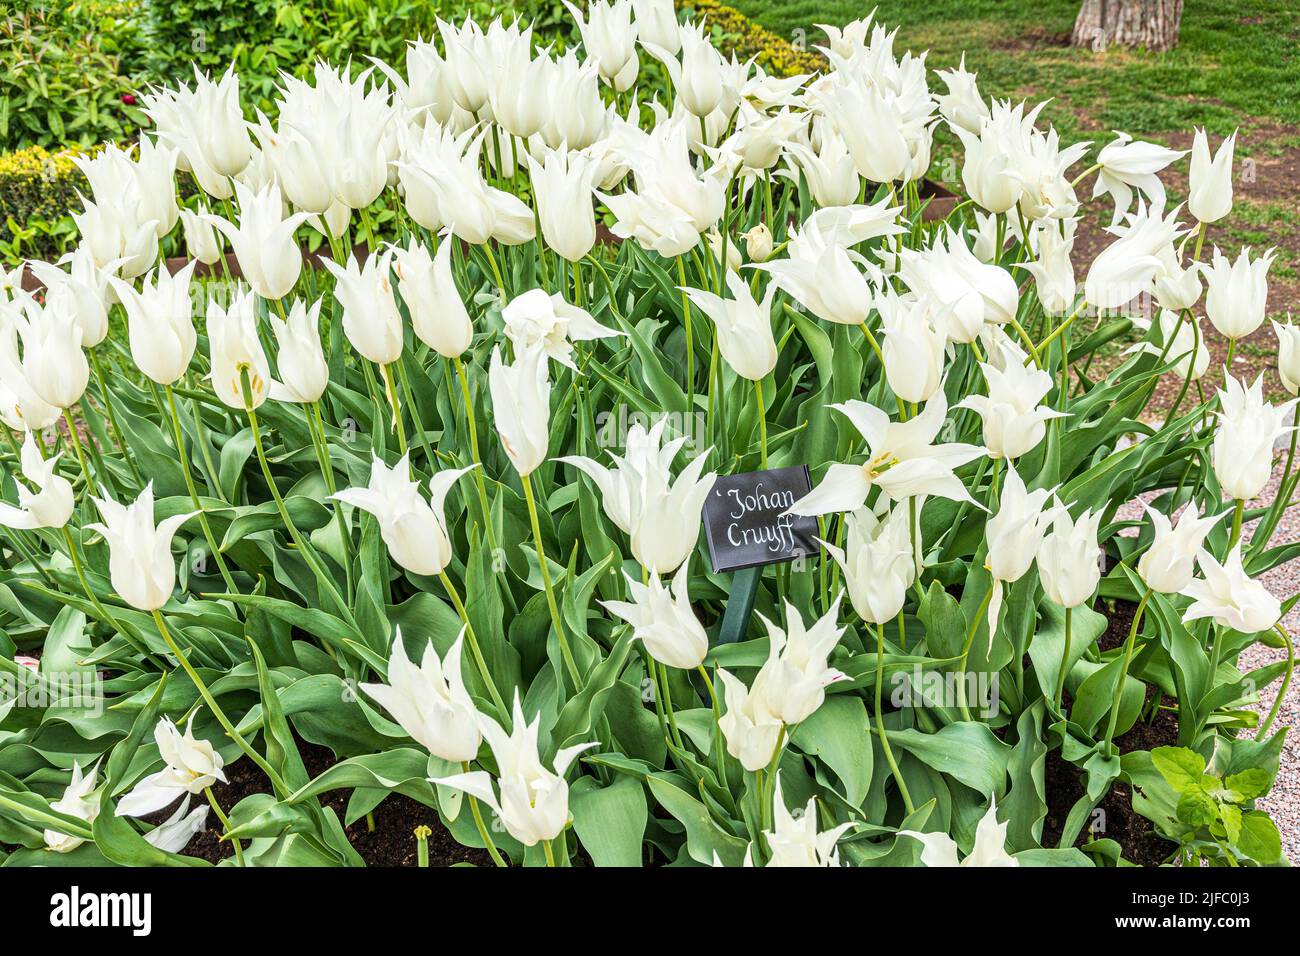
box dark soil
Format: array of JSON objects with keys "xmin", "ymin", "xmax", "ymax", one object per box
[{"xmin": 164, "ymin": 738, "xmax": 490, "ymax": 868}]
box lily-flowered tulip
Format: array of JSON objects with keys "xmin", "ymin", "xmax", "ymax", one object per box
[
  {"xmin": 601, "ymin": 559, "xmax": 709, "ymax": 669},
  {"xmin": 45, "ymin": 761, "xmax": 101, "ymax": 853},
  {"xmin": 717, "ymin": 667, "xmax": 784, "ymax": 771},
  {"xmin": 116, "ymin": 715, "xmax": 227, "ymax": 817},
  {"xmin": 935, "ymin": 55, "xmax": 988, "ymax": 135},
  {"xmin": 681, "ymin": 270, "xmax": 778, "ymax": 381},
  {"xmin": 1152, "ymin": 245, "xmax": 1202, "ymax": 313},
  {"xmin": 204, "ymin": 181, "xmax": 312, "ymax": 301},
  {"xmin": 632, "ymin": 0, "xmax": 680, "ymax": 53},
  {"xmin": 1037, "ymin": 504, "xmax": 1104, "ymax": 609},
  {"xmin": 753, "ymin": 597, "xmax": 848, "ymax": 726},
  {"xmin": 73, "ymin": 139, "xmax": 179, "ymax": 240},
  {"xmin": 431, "ymin": 694, "xmax": 597, "ymax": 846},
  {"xmin": 1129, "ymin": 310, "xmax": 1209, "ymax": 381},
  {"xmin": 901, "ymin": 799, "xmax": 1018, "ymax": 867},
  {"xmin": 1201, "ymin": 247, "xmax": 1275, "ymax": 341},
  {"xmin": 783, "ymin": 128, "xmax": 860, "ymax": 208},
  {"xmin": 207, "ymin": 288, "xmax": 270, "ymax": 409},
  {"xmin": 878, "ymin": 291, "xmax": 946, "ymax": 403},
  {"xmin": 760, "ymin": 774, "xmax": 852, "ymax": 867},
  {"xmin": 0, "ymin": 431, "xmax": 74, "ymax": 530},
  {"xmin": 15, "ymin": 297, "xmax": 89, "ymax": 410},
  {"xmin": 1212, "ymin": 373, "xmax": 1296, "ymax": 502},
  {"xmin": 789, "ymin": 390, "xmax": 985, "ymax": 516},
  {"xmin": 1273, "ymin": 318, "xmax": 1300, "ymax": 395},
  {"xmin": 269, "ymin": 298, "xmax": 329, "ymax": 404},
  {"xmin": 1181, "ymin": 543, "xmax": 1280, "ymax": 634},
  {"xmin": 489, "ymin": 344, "xmax": 551, "ymax": 477},
  {"xmin": 1083, "ymin": 201, "xmax": 1184, "ymax": 312},
  {"xmin": 26, "ymin": 245, "xmax": 114, "ymax": 347},
  {"xmin": 361, "ymin": 628, "xmax": 482, "ymax": 762},
  {"xmin": 753, "ymin": 216, "xmax": 883, "ymax": 327},
  {"xmin": 897, "ymin": 228, "xmax": 1019, "ymax": 342},
  {"xmin": 957, "ymin": 335, "xmax": 1066, "ymax": 460},
  {"xmin": 87, "ymin": 483, "xmax": 195, "ymax": 612},
  {"xmin": 392, "ymin": 239, "xmax": 473, "ymax": 359},
  {"xmin": 984, "ymin": 461, "xmax": 1061, "ymax": 643},
  {"xmin": 502, "ymin": 288, "xmax": 622, "ymax": 371},
  {"xmin": 109, "ymin": 261, "xmax": 198, "ymax": 386},
  {"xmin": 142, "ymin": 797, "xmax": 209, "ymax": 853},
  {"xmin": 1138, "ymin": 503, "xmax": 1223, "ymax": 594},
  {"xmin": 72, "ymin": 190, "xmax": 159, "ymax": 280},
  {"xmin": 1019, "ymin": 219, "xmax": 1077, "ymax": 315},
  {"xmin": 558, "ymin": 418, "xmax": 716, "ymax": 574},
  {"xmin": 565, "ymin": 0, "xmax": 640, "ymax": 92},
  {"xmin": 333, "ymin": 455, "xmax": 476, "ymax": 577},
  {"xmin": 322, "ymin": 250, "xmax": 404, "ymax": 366},
  {"xmin": 0, "ymin": 315, "xmax": 60, "ymax": 432},
  {"xmin": 178, "ymin": 206, "xmax": 221, "ymax": 265},
  {"xmin": 1188, "ymin": 128, "xmax": 1236, "ymax": 224},
  {"xmin": 141, "ymin": 66, "xmax": 254, "ymax": 196},
  {"xmin": 526, "ymin": 149, "xmax": 599, "ymax": 263},
  {"xmin": 820, "ymin": 501, "xmax": 914, "ymax": 624},
  {"xmin": 1093, "ymin": 131, "xmax": 1184, "ymax": 226},
  {"xmin": 648, "ymin": 21, "xmax": 725, "ymax": 117}
]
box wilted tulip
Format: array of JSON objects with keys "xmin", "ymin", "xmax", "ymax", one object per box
[
  {"xmin": 1138, "ymin": 503, "xmax": 1223, "ymax": 594},
  {"xmin": 820, "ymin": 501, "xmax": 914, "ymax": 624},
  {"xmin": 207, "ymin": 288, "xmax": 271, "ymax": 409},
  {"xmin": 333, "ymin": 455, "xmax": 476, "ymax": 577},
  {"xmin": 269, "ymin": 298, "xmax": 329, "ymax": 404},
  {"xmin": 681, "ymin": 270, "xmax": 778, "ymax": 381},
  {"xmin": 1181, "ymin": 543, "xmax": 1280, "ymax": 634},
  {"xmin": 1201, "ymin": 246, "xmax": 1274, "ymax": 341},
  {"xmin": 87, "ymin": 483, "xmax": 195, "ymax": 612},
  {"xmin": 1188, "ymin": 128, "xmax": 1236, "ymax": 224},
  {"xmin": 489, "ymin": 344, "xmax": 551, "ymax": 477},
  {"xmin": 321, "ymin": 250, "xmax": 404, "ymax": 366},
  {"xmin": 0, "ymin": 430, "xmax": 74, "ymax": 530},
  {"xmin": 361, "ymin": 628, "xmax": 483, "ymax": 763},
  {"xmin": 142, "ymin": 797, "xmax": 209, "ymax": 853},
  {"xmin": 602, "ymin": 559, "xmax": 708, "ymax": 669},
  {"xmin": 116, "ymin": 715, "xmax": 227, "ymax": 817},
  {"xmin": 1212, "ymin": 373, "xmax": 1296, "ymax": 502},
  {"xmin": 109, "ymin": 262, "xmax": 198, "ymax": 386},
  {"xmin": 431, "ymin": 693, "xmax": 597, "ymax": 846}
]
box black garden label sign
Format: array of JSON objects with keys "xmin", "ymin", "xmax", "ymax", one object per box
[{"xmin": 702, "ymin": 466, "xmax": 820, "ymax": 573}]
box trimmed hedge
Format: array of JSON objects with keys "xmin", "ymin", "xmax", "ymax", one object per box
[{"xmin": 682, "ymin": 0, "xmax": 826, "ymax": 77}]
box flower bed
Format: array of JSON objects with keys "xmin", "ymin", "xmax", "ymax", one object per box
[{"xmin": 0, "ymin": 4, "xmax": 1293, "ymax": 868}]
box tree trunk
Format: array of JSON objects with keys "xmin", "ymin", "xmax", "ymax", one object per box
[{"xmin": 1072, "ymin": 0, "xmax": 1184, "ymax": 52}]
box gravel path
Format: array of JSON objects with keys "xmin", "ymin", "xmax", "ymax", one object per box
[{"xmin": 1114, "ymin": 447, "xmax": 1299, "ymax": 863}]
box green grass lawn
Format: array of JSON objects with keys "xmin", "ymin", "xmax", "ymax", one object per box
[{"xmin": 737, "ymin": 0, "xmax": 1299, "ymax": 137}]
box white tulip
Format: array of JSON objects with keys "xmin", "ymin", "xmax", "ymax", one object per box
[
  {"xmin": 897, "ymin": 227, "xmax": 1019, "ymax": 343},
  {"xmin": 142, "ymin": 796, "xmax": 209, "ymax": 853},
  {"xmin": 178, "ymin": 206, "xmax": 221, "ymax": 265},
  {"xmin": 207, "ymin": 288, "xmax": 271, "ymax": 410},
  {"xmin": 431, "ymin": 693, "xmax": 597, "ymax": 846},
  {"xmin": 1201, "ymin": 246, "xmax": 1274, "ymax": 341},
  {"xmin": 878, "ymin": 290, "xmax": 945, "ymax": 403},
  {"xmin": 0, "ymin": 430, "xmax": 74, "ymax": 530},
  {"xmin": 647, "ymin": 22, "xmax": 725, "ymax": 117},
  {"xmin": 681, "ymin": 270, "xmax": 778, "ymax": 381},
  {"xmin": 25, "ymin": 245, "xmax": 115, "ymax": 347},
  {"xmin": 1181, "ymin": 543, "xmax": 1280, "ymax": 634},
  {"xmin": 526, "ymin": 148, "xmax": 599, "ymax": 263},
  {"xmin": 761, "ymin": 774, "xmax": 853, "ymax": 867},
  {"xmin": 332, "ymin": 455, "xmax": 475, "ymax": 577},
  {"xmin": 392, "ymin": 238, "xmax": 473, "ymax": 359},
  {"xmin": 1138, "ymin": 503, "xmax": 1223, "ymax": 594},
  {"xmin": 361, "ymin": 628, "xmax": 483, "ymax": 763},
  {"xmin": 204, "ymin": 181, "xmax": 312, "ymax": 301},
  {"xmin": 957, "ymin": 335, "xmax": 1066, "ymax": 460},
  {"xmin": 935, "ymin": 55, "xmax": 989, "ymax": 135},
  {"xmin": 565, "ymin": 0, "xmax": 640, "ymax": 92},
  {"xmin": 489, "ymin": 344, "xmax": 551, "ymax": 477},
  {"xmin": 44, "ymin": 761, "xmax": 101, "ymax": 853},
  {"xmin": 502, "ymin": 288, "xmax": 621, "ymax": 371},
  {"xmin": 983, "ymin": 461, "xmax": 1062, "ymax": 645},
  {"xmin": 632, "ymin": 0, "xmax": 680, "ymax": 54},
  {"xmin": 819, "ymin": 501, "xmax": 914, "ymax": 624},
  {"xmin": 1083, "ymin": 201, "xmax": 1185, "ymax": 312},
  {"xmin": 1212, "ymin": 373, "xmax": 1296, "ymax": 502},
  {"xmin": 601, "ymin": 559, "xmax": 708, "ymax": 669},
  {"xmin": 782, "ymin": 130, "xmax": 860, "ymax": 208},
  {"xmin": 1093, "ymin": 131, "xmax": 1185, "ymax": 226},
  {"xmin": 751, "ymin": 598, "xmax": 848, "ymax": 726},
  {"xmin": 717, "ymin": 668, "xmax": 784, "ymax": 772},
  {"xmin": 87, "ymin": 483, "xmax": 195, "ymax": 612},
  {"xmin": 321, "ymin": 250, "xmax": 404, "ymax": 366},
  {"xmin": 0, "ymin": 306, "xmax": 60, "ymax": 432},
  {"xmin": 71, "ymin": 193, "xmax": 159, "ymax": 280},
  {"xmin": 15, "ymin": 296, "xmax": 89, "ymax": 409},
  {"xmin": 901, "ymin": 799, "xmax": 1018, "ymax": 867},
  {"xmin": 1129, "ymin": 310, "xmax": 1209, "ymax": 382},
  {"xmin": 269, "ymin": 298, "xmax": 329, "ymax": 404},
  {"xmin": 1037, "ymin": 503, "xmax": 1104, "ymax": 609},
  {"xmin": 1019, "ymin": 220, "xmax": 1077, "ymax": 315},
  {"xmin": 1273, "ymin": 318, "xmax": 1300, "ymax": 396},
  {"xmin": 116, "ymin": 715, "xmax": 227, "ymax": 817},
  {"xmin": 109, "ymin": 262, "xmax": 198, "ymax": 386},
  {"xmin": 141, "ymin": 66, "xmax": 253, "ymax": 197},
  {"xmin": 1188, "ymin": 128, "xmax": 1236, "ymax": 224}
]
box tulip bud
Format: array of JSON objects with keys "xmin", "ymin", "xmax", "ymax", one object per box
[
  {"xmin": 87, "ymin": 483, "xmax": 195, "ymax": 611},
  {"xmin": 1273, "ymin": 318, "xmax": 1300, "ymax": 396},
  {"xmin": 1188, "ymin": 128, "xmax": 1236, "ymax": 224},
  {"xmin": 742, "ymin": 224, "xmax": 774, "ymax": 262}
]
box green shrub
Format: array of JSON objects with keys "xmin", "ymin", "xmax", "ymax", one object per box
[{"xmin": 0, "ymin": 143, "xmax": 88, "ymax": 262}]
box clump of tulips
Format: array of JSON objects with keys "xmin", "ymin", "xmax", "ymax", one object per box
[{"xmin": 0, "ymin": 4, "xmax": 1291, "ymax": 867}]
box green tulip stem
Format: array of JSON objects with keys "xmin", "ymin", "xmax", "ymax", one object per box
[
  {"xmin": 1258, "ymin": 623, "xmax": 1294, "ymax": 739},
  {"xmin": 676, "ymin": 255, "xmax": 695, "ymax": 413},
  {"xmin": 461, "ymin": 761, "xmax": 509, "ymax": 867},
  {"xmin": 59, "ymin": 525, "xmax": 129, "ymax": 645},
  {"xmin": 163, "ymin": 385, "xmax": 238, "ymax": 596},
  {"xmin": 542, "ymin": 838, "xmax": 557, "ymax": 867},
  {"xmin": 151, "ymin": 608, "xmax": 287, "ymax": 796},
  {"xmin": 306, "ymin": 401, "xmax": 354, "ymax": 602},
  {"xmin": 60, "ymin": 409, "xmax": 94, "ymax": 491},
  {"xmin": 1228, "ymin": 498, "xmax": 1245, "ymax": 551},
  {"xmin": 242, "ymin": 373, "xmax": 359, "ymax": 632},
  {"xmin": 657, "ymin": 661, "xmax": 686, "ymax": 752},
  {"xmin": 759, "ymin": 725, "xmax": 786, "ymax": 838},
  {"xmin": 956, "ymin": 583, "xmax": 995, "ymax": 721},
  {"xmin": 204, "ymin": 786, "xmax": 244, "ymax": 866},
  {"xmin": 753, "ymin": 378, "xmax": 768, "ymax": 468},
  {"xmin": 89, "ymin": 349, "xmax": 142, "ymax": 485},
  {"xmin": 1103, "ymin": 586, "xmax": 1153, "ymax": 757},
  {"xmin": 483, "ymin": 243, "xmax": 507, "ymax": 298},
  {"xmin": 378, "ymin": 362, "xmax": 407, "ymax": 455},
  {"xmin": 452, "ymin": 355, "xmax": 498, "ymax": 553},
  {"xmin": 875, "ymin": 621, "xmax": 915, "ymax": 815},
  {"xmin": 437, "ymin": 570, "xmax": 507, "ymax": 719},
  {"xmin": 520, "ymin": 470, "xmax": 581, "ymax": 687},
  {"xmin": 1054, "ymin": 605, "xmax": 1073, "ymax": 709},
  {"xmin": 697, "ymin": 663, "xmax": 727, "ymax": 783}
]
